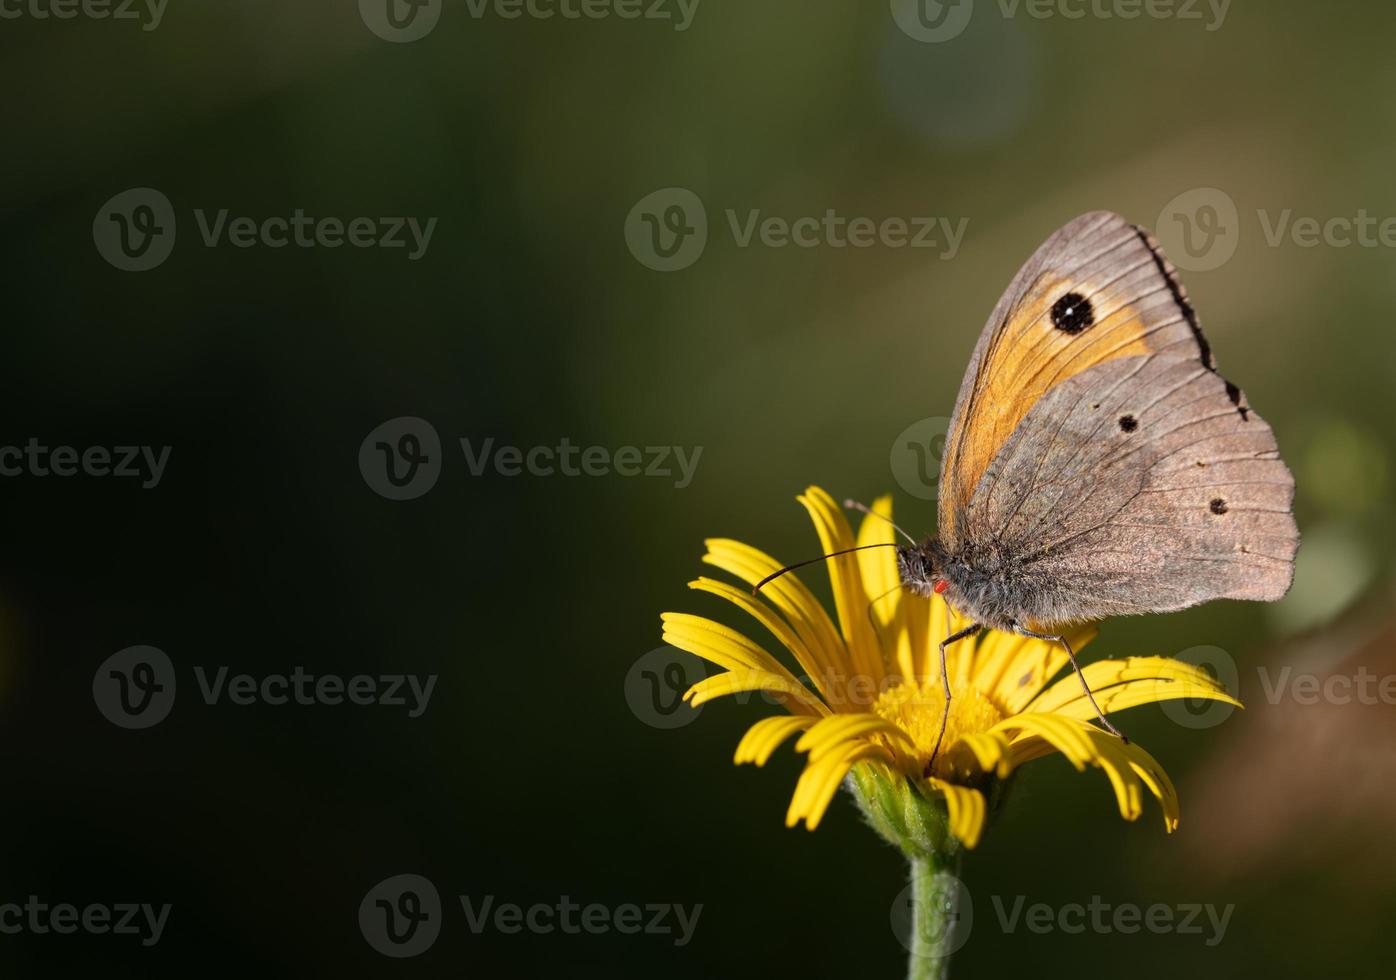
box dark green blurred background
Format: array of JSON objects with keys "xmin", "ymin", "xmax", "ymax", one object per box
[{"xmin": 3, "ymin": 0, "xmax": 1395, "ymax": 975}]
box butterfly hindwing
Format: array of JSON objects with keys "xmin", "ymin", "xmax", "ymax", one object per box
[
  {"xmin": 963, "ymin": 353, "xmax": 1297, "ymax": 623},
  {"xmin": 938, "ymin": 211, "xmax": 1230, "ymax": 549}
]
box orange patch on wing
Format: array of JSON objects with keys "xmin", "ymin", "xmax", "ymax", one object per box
[{"xmin": 940, "ymin": 273, "xmax": 1162, "ymax": 540}]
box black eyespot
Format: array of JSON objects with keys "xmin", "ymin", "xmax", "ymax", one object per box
[
  {"xmin": 1209, "ymin": 498, "xmax": 1228, "ymax": 515},
  {"xmin": 1050, "ymin": 292, "xmax": 1094, "ymax": 334},
  {"xmin": 1118, "ymin": 414, "xmax": 1138, "ymax": 433}
]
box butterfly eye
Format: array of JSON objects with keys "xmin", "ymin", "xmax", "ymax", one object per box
[{"xmin": 933, "ymin": 580, "xmax": 949, "ymax": 594}]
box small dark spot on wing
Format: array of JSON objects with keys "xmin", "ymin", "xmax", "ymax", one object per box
[
  {"xmin": 1118, "ymin": 414, "xmax": 1138, "ymax": 433},
  {"xmin": 1209, "ymin": 497, "xmax": 1229, "ymax": 515}
]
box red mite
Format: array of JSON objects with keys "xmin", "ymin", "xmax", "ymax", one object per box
[{"xmin": 933, "ymin": 579, "xmax": 949, "ymax": 595}]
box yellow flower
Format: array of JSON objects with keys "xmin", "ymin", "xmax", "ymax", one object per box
[{"xmin": 661, "ymin": 486, "xmax": 1241, "ymax": 851}]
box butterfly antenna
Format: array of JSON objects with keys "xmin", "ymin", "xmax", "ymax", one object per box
[
  {"xmin": 843, "ymin": 498, "xmax": 918, "ymax": 546},
  {"xmin": 752, "ymin": 543, "xmax": 898, "ymax": 596}
]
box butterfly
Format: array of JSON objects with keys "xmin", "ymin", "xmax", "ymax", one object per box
[{"xmin": 845, "ymin": 211, "xmax": 1297, "ymax": 760}]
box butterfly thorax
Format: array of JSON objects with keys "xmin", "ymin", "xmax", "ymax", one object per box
[{"xmin": 897, "ymin": 538, "xmax": 1051, "ymax": 632}]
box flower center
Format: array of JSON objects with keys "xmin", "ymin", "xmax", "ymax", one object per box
[{"xmin": 872, "ymin": 680, "xmax": 1004, "ymax": 778}]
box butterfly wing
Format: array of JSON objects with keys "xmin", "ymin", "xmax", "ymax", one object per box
[
  {"xmin": 962, "ymin": 352, "xmax": 1296, "ymax": 623},
  {"xmin": 937, "ymin": 211, "xmax": 1240, "ymax": 550}
]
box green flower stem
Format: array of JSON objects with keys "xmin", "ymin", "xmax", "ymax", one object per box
[
  {"xmin": 847, "ymin": 764, "xmax": 966, "ymax": 979},
  {"xmin": 907, "ymin": 852, "xmax": 962, "ymax": 980}
]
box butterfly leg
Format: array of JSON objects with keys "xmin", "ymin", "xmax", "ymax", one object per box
[
  {"xmin": 1013, "ymin": 625, "xmax": 1127, "ymax": 742},
  {"xmin": 925, "ymin": 623, "xmax": 982, "ymax": 777}
]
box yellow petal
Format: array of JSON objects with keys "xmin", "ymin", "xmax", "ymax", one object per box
[
  {"xmin": 688, "ymin": 576, "xmax": 836, "ymax": 704},
  {"xmin": 703, "ymin": 538, "xmax": 846, "ymax": 683},
  {"xmin": 797, "ymin": 486, "xmax": 884, "ymax": 688},
  {"xmin": 855, "ymin": 494, "xmax": 901, "ymax": 623},
  {"xmin": 1120, "ymin": 738, "xmax": 1181, "ymax": 832},
  {"xmin": 1026, "ymin": 656, "xmax": 1242, "ymax": 720},
  {"xmin": 949, "ymin": 730, "xmax": 1014, "ymax": 779},
  {"xmin": 735, "ymin": 715, "xmax": 818, "ymax": 766},
  {"xmin": 794, "ymin": 712, "xmax": 916, "ymax": 763},
  {"xmin": 999, "ymin": 713, "xmax": 1182, "ymax": 830},
  {"xmin": 994, "ymin": 712, "xmax": 1096, "ymax": 770},
  {"xmin": 1081, "ymin": 727, "xmax": 1144, "ymax": 822},
  {"xmin": 927, "ymin": 778, "xmax": 987, "ymax": 848},
  {"xmin": 926, "ymin": 595, "xmax": 979, "ymax": 686},
  {"xmin": 787, "ymin": 740, "xmax": 893, "ymax": 830},
  {"xmin": 683, "ymin": 668, "xmax": 826, "ymax": 715},
  {"xmin": 661, "ymin": 612, "xmax": 790, "ymax": 676},
  {"xmin": 994, "ymin": 624, "xmax": 1099, "ymax": 714}
]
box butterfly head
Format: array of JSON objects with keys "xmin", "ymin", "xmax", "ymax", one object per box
[{"xmin": 896, "ymin": 539, "xmax": 949, "ymax": 600}]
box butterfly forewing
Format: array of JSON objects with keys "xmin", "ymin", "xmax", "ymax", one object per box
[{"xmin": 938, "ymin": 211, "xmax": 1223, "ymax": 549}]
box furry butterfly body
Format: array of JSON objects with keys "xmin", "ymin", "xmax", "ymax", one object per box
[{"xmin": 898, "ymin": 211, "xmax": 1298, "ymax": 635}]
